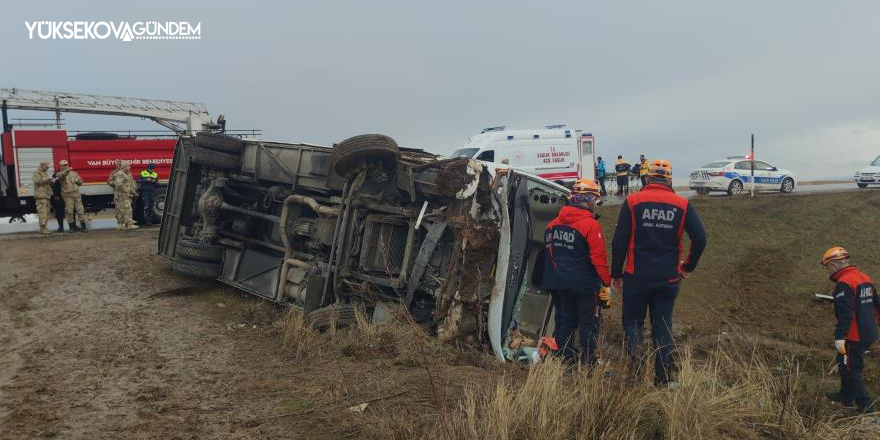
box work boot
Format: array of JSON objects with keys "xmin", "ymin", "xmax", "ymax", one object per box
[
  {"xmin": 116, "ymin": 223, "xmax": 125, "ymax": 231},
  {"xmin": 126, "ymin": 222, "xmax": 140, "ymax": 230},
  {"xmin": 68, "ymin": 222, "xmax": 80, "ymax": 233},
  {"xmin": 56, "ymin": 220, "xmax": 64, "ymax": 232},
  {"xmin": 39, "ymin": 225, "xmax": 52, "ymax": 235},
  {"xmin": 826, "ymin": 392, "xmax": 854, "ymax": 407},
  {"xmin": 79, "ymin": 221, "xmax": 88, "ymax": 233}
]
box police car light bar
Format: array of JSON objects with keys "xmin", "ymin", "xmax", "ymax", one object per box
[
  {"xmin": 481, "ymin": 125, "xmax": 507, "ymax": 133},
  {"xmin": 545, "ymin": 124, "xmax": 566, "ymax": 129}
]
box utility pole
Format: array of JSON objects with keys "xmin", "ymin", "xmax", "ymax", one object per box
[{"xmin": 750, "ymin": 134, "xmax": 755, "ymax": 198}]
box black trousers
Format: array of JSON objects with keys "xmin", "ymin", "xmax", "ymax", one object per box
[
  {"xmin": 838, "ymin": 340, "xmax": 874, "ymax": 411},
  {"xmin": 51, "ymin": 196, "xmax": 65, "ymax": 228},
  {"xmin": 616, "ymin": 175, "xmax": 629, "ymax": 194},
  {"xmin": 598, "ymin": 177, "xmax": 606, "ymax": 195},
  {"xmin": 622, "ymin": 277, "xmax": 680, "ymax": 385},
  {"xmin": 551, "ymin": 288, "xmax": 600, "ymax": 365}
]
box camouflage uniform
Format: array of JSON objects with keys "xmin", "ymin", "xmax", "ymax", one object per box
[
  {"xmin": 110, "ymin": 164, "xmax": 138, "ymax": 229},
  {"xmin": 108, "ymin": 161, "xmax": 127, "ymax": 228},
  {"xmin": 58, "ymin": 164, "xmax": 86, "ymax": 226},
  {"xmin": 32, "ymin": 162, "xmax": 54, "ymax": 234}
]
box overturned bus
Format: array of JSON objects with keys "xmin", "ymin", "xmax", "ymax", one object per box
[{"xmin": 157, "ymin": 133, "xmax": 570, "ymax": 362}]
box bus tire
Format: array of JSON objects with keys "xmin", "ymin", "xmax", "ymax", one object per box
[
  {"xmin": 171, "ymin": 256, "xmax": 221, "ymax": 279},
  {"xmin": 190, "ymin": 146, "xmax": 241, "ymax": 170},
  {"xmin": 195, "ymin": 132, "xmax": 245, "ymax": 153},
  {"xmin": 331, "ymin": 134, "xmax": 399, "ymax": 176}
]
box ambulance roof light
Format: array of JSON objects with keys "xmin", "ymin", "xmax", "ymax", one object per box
[{"xmin": 481, "ymin": 125, "xmax": 507, "ymax": 134}]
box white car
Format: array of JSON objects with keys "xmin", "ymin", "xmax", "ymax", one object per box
[
  {"xmin": 854, "ymin": 154, "xmax": 880, "ymax": 188},
  {"xmin": 689, "ymin": 157, "xmax": 797, "ymax": 196}
]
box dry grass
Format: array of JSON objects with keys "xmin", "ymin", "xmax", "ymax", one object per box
[
  {"xmin": 423, "ymin": 341, "xmax": 880, "ymax": 440},
  {"xmin": 268, "ymin": 307, "xmax": 880, "ymax": 439}
]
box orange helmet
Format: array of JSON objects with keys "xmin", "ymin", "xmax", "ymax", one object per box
[
  {"xmin": 821, "ymin": 246, "xmax": 850, "ymax": 266},
  {"xmin": 571, "ymin": 178, "xmax": 601, "ymax": 196},
  {"xmin": 647, "ymin": 159, "xmax": 672, "ymax": 179},
  {"xmin": 569, "ymin": 178, "xmax": 601, "ymax": 204}
]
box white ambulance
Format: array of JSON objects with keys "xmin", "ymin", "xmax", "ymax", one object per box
[{"xmin": 451, "ymin": 125, "xmax": 596, "ymax": 184}]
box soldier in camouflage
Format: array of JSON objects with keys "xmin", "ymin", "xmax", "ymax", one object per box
[
  {"xmin": 109, "ymin": 162, "xmax": 139, "ymax": 230},
  {"xmin": 32, "ymin": 161, "xmax": 54, "ymax": 235},
  {"xmin": 57, "ymin": 159, "xmax": 87, "ymax": 232}
]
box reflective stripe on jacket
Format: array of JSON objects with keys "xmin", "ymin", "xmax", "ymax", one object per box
[
  {"xmin": 831, "ymin": 266, "xmax": 879, "ymax": 343},
  {"xmin": 611, "ymin": 184, "xmax": 707, "ymax": 280},
  {"xmin": 540, "ymin": 204, "xmax": 611, "ymax": 292}
]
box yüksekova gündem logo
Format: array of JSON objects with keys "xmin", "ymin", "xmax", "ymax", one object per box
[{"xmin": 25, "ymin": 21, "xmax": 201, "ymax": 41}]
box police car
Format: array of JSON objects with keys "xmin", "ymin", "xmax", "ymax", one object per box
[
  {"xmin": 854, "ymin": 154, "xmax": 880, "ymax": 188},
  {"xmin": 689, "ymin": 156, "xmax": 797, "ymax": 196}
]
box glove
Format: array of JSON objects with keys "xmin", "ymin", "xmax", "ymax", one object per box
[
  {"xmin": 599, "ymin": 286, "xmax": 611, "ymax": 309},
  {"xmin": 835, "ymin": 340, "xmax": 846, "ymax": 355}
]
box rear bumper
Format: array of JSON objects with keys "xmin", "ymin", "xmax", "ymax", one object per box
[{"xmin": 689, "ymin": 180, "xmax": 726, "ymax": 190}]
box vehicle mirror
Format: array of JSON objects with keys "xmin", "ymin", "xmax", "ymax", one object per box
[{"xmin": 771, "ymin": 167, "xmax": 778, "ymax": 171}]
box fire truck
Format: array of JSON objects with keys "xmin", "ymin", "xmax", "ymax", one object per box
[{"xmin": 0, "ymin": 88, "xmax": 225, "ymax": 223}]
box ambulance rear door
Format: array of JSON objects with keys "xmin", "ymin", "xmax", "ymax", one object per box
[{"xmin": 578, "ymin": 133, "xmax": 596, "ymax": 180}]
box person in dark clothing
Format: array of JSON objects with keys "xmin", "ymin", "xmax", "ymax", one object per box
[
  {"xmin": 138, "ymin": 162, "xmax": 159, "ymax": 225},
  {"xmin": 630, "ymin": 163, "xmax": 642, "ymax": 189},
  {"xmin": 614, "ymin": 155, "xmax": 631, "ymax": 196},
  {"xmin": 541, "ymin": 178, "xmax": 611, "ymax": 365},
  {"xmin": 51, "ymin": 170, "xmax": 66, "ymax": 232},
  {"xmin": 610, "ymin": 159, "xmax": 707, "ymax": 386},
  {"xmin": 821, "ymin": 247, "xmax": 879, "ymax": 412}
]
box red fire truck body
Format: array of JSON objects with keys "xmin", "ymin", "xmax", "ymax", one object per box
[{"xmin": 0, "ymin": 128, "xmax": 176, "ymax": 219}]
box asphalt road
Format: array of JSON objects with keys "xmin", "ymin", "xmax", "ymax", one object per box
[
  {"xmin": 0, "ymin": 182, "xmax": 876, "ymax": 234},
  {"xmin": 600, "ymin": 182, "xmax": 871, "ymax": 206}
]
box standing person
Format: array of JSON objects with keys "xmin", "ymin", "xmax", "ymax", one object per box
[
  {"xmin": 108, "ymin": 160, "xmax": 125, "ymax": 229},
  {"xmin": 540, "ymin": 179, "xmax": 611, "ymax": 365},
  {"xmin": 610, "ymin": 159, "xmax": 707, "ymax": 386},
  {"xmin": 596, "ymin": 157, "xmax": 607, "ymax": 196},
  {"xmin": 138, "ymin": 162, "xmax": 159, "ymax": 226},
  {"xmin": 32, "ymin": 161, "xmax": 54, "ymax": 235},
  {"xmin": 821, "ymin": 247, "xmax": 878, "ymax": 412},
  {"xmin": 615, "ymin": 155, "xmax": 631, "ymax": 196},
  {"xmin": 51, "ymin": 170, "xmax": 65, "ymax": 232},
  {"xmin": 639, "ymin": 154, "xmax": 649, "ymax": 187},
  {"xmin": 108, "ymin": 160, "xmax": 137, "ymax": 230},
  {"xmin": 57, "ymin": 159, "xmax": 87, "ymax": 233}
]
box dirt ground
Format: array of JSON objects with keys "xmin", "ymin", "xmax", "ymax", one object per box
[
  {"xmin": 0, "ymin": 228, "xmax": 499, "ymax": 439},
  {"xmin": 3, "ymin": 191, "xmax": 880, "ymax": 439}
]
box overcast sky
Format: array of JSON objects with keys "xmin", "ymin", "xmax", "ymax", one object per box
[{"xmin": 3, "ymin": 1, "xmax": 879, "ymax": 179}]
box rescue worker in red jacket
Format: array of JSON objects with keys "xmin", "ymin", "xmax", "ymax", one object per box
[
  {"xmin": 540, "ymin": 178, "xmax": 611, "ymax": 365},
  {"xmin": 611, "ymin": 159, "xmax": 707, "ymax": 386},
  {"xmin": 822, "ymin": 247, "xmax": 879, "ymax": 412}
]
